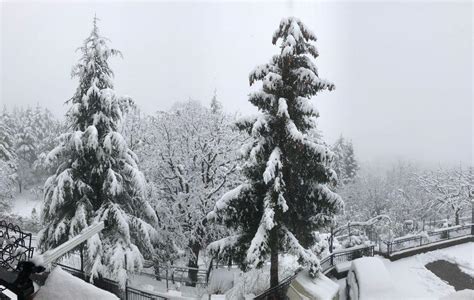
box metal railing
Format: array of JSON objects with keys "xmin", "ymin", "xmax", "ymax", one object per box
[
  {"xmin": 254, "ymin": 245, "xmax": 375, "ymax": 299},
  {"xmin": 254, "ymin": 273, "xmax": 298, "ymax": 300},
  {"xmin": 56, "ymin": 263, "xmax": 167, "ymax": 300},
  {"xmin": 144, "ymin": 264, "xmax": 208, "ymax": 288},
  {"xmin": 0, "ymin": 221, "xmax": 34, "ymax": 270},
  {"xmin": 382, "ymin": 224, "xmax": 472, "ymax": 255}
]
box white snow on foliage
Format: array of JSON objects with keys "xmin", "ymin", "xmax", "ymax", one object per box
[
  {"xmin": 296, "ymin": 96, "xmax": 319, "ymax": 116},
  {"xmin": 208, "ymin": 184, "xmax": 250, "ymax": 220},
  {"xmin": 277, "ymin": 98, "xmax": 289, "ymax": 118},
  {"xmin": 263, "ymin": 147, "xmax": 282, "ymax": 184},
  {"xmin": 208, "ymin": 234, "xmax": 242, "ymax": 256},
  {"xmin": 246, "ymin": 198, "xmax": 274, "ymax": 267},
  {"xmin": 34, "ymin": 266, "xmax": 118, "ymax": 300},
  {"xmin": 283, "ymin": 227, "xmax": 320, "ymax": 276}
]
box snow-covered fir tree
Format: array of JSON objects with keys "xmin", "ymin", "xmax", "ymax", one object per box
[
  {"xmin": 14, "ymin": 107, "xmax": 38, "ymax": 193},
  {"xmin": 38, "ymin": 17, "xmax": 158, "ymax": 287},
  {"xmin": 0, "ymin": 108, "xmax": 16, "ymax": 204},
  {"xmin": 208, "ymin": 17, "xmax": 343, "ymax": 287},
  {"xmin": 139, "ymin": 99, "xmax": 243, "ymax": 285},
  {"xmin": 0, "ymin": 107, "xmax": 15, "ymax": 162},
  {"xmin": 210, "ymin": 89, "xmax": 223, "ymax": 114},
  {"xmin": 331, "ymin": 135, "xmax": 359, "ymax": 186}
]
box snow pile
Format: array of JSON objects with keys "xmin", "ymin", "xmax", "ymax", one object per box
[
  {"xmin": 287, "ymin": 270, "xmax": 338, "ymax": 300},
  {"xmin": 34, "ymin": 266, "xmax": 118, "ymax": 300},
  {"xmin": 348, "ymin": 257, "xmax": 398, "ymax": 300}
]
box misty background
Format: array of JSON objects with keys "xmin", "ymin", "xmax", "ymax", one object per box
[{"xmin": 1, "ymin": 1, "xmax": 472, "ymax": 166}]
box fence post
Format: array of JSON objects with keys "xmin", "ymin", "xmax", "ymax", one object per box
[
  {"xmin": 125, "ymin": 279, "xmax": 128, "ymax": 300},
  {"xmin": 419, "ymin": 236, "xmax": 422, "ymax": 246}
]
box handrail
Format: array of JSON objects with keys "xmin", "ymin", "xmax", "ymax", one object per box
[
  {"xmin": 254, "ymin": 273, "xmax": 298, "ymax": 300},
  {"xmin": 382, "ymin": 224, "xmax": 472, "ymax": 255},
  {"xmin": 254, "ymin": 245, "xmax": 375, "ymax": 299}
]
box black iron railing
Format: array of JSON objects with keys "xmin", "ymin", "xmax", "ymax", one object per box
[
  {"xmin": 0, "ymin": 221, "xmax": 34, "ymax": 271},
  {"xmin": 55, "ymin": 263, "xmax": 168, "ymax": 300},
  {"xmin": 254, "ymin": 245, "xmax": 375, "ymax": 299},
  {"xmin": 141, "ymin": 264, "xmax": 208, "ymax": 288},
  {"xmin": 254, "ymin": 273, "xmax": 298, "ymax": 300}
]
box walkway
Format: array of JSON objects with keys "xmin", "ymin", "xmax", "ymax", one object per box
[{"xmin": 425, "ymin": 260, "xmax": 474, "ymax": 291}]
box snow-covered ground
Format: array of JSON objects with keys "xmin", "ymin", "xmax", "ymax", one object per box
[
  {"xmin": 10, "ymin": 190, "xmax": 42, "ymax": 218},
  {"xmin": 338, "ymin": 242, "xmax": 473, "ymax": 300}
]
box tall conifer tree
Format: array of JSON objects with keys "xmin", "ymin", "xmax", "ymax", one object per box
[
  {"xmin": 39, "ymin": 17, "xmax": 158, "ymax": 287},
  {"xmin": 208, "ymin": 17, "xmax": 343, "ymax": 288}
]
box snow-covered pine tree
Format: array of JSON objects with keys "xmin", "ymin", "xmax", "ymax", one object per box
[
  {"xmin": 332, "ymin": 136, "xmax": 359, "ymax": 186},
  {"xmin": 0, "ymin": 108, "xmax": 15, "ymax": 162},
  {"xmin": 343, "ymin": 141, "xmax": 358, "ymax": 181},
  {"xmin": 38, "ymin": 17, "xmax": 158, "ymax": 287},
  {"xmin": 0, "ymin": 108, "xmax": 17, "ymax": 203},
  {"xmin": 210, "ymin": 89, "xmax": 223, "ymax": 114},
  {"xmin": 208, "ymin": 17, "xmax": 343, "ymax": 287},
  {"xmin": 14, "ymin": 107, "xmax": 38, "ymax": 193}
]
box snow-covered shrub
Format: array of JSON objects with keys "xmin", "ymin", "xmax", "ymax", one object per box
[{"xmin": 343, "ymin": 234, "xmax": 370, "ymax": 249}]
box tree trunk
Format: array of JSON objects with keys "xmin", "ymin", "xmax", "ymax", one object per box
[
  {"xmin": 455, "ymin": 210, "xmax": 460, "ymax": 225},
  {"xmin": 269, "ymin": 228, "xmax": 279, "ymax": 289},
  {"xmin": 187, "ymin": 243, "xmax": 200, "ymax": 287},
  {"xmin": 153, "ymin": 258, "xmax": 161, "ymax": 281}
]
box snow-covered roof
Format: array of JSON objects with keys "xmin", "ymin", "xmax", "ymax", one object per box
[
  {"xmin": 34, "ymin": 266, "xmax": 118, "ymax": 300},
  {"xmin": 287, "ymin": 270, "xmax": 339, "ymax": 300}
]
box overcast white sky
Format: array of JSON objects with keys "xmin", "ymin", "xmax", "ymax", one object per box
[{"xmin": 1, "ymin": 1, "xmax": 472, "ymax": 166}]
